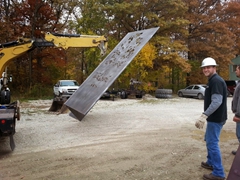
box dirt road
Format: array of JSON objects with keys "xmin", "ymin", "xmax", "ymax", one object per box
[{"xmin": 0, "ymin": 96, "xmax": 238, "ymax": 180}]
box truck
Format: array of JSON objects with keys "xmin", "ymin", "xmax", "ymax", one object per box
[
  {"xmin": 0, "ymin": 32, "xmax": 107, "ymax": 150},
  {"xmin": 119, "ymin": 79, "xmax": 145, "ymax": 99},
  {"xmin": 53, "ymin": 80, "xmax": 80, "ymax": 97}
]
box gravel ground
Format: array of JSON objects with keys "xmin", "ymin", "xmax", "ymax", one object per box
[{"xmin": 0, "ymin": 95, "xmax": 238, "ymax": 180}]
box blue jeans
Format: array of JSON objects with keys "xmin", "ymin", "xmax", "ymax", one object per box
[
  {"xmin": 204, "ymin": 121, "xmax": 225, "ymax": 178},
  {"xmin": 236, "ymin": 122, "xmax": 240, "ymax": 142}
]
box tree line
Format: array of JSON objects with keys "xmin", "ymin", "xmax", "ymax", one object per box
[{"xmin": 0, "ymin": 0, "xmax": 240, "ymax": 97}]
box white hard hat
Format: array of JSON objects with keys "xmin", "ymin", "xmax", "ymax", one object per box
[{"xmin": 201, "ymin": 57, "xmax": 218, "ymax": 67}]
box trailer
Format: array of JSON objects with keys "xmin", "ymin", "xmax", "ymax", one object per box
[
  {"xmin": 0, "ymin": 101, "xmax": 20, "ymax": 150},
  {"xmin": 120, "ymin": 79, "xmax": 145, "ymax": 99}
]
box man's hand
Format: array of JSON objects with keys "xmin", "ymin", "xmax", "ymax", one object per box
[
  {"xmin": 233, "ymin": 115, "xmax": 240, "ymax": 122},
  {"xmin": 195, "ymin": 114, "xmax": 208, "ymax": 129}
]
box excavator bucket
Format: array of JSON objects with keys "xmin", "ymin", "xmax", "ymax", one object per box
[
  {"xmin": 49, "ymin": 97, "xmax": 69, "ymax": 113},
  {"xmin": 64, "ymin": 27, "xmax": 159, "ymax": 121},
  {"xmin": 49, "ymin": 100, "xmax": 65, "ymax": 112}
]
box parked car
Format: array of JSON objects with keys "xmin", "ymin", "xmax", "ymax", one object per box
[
  {"xmin": 177, "ymin": 84, "xmax": 207, "ymax": 99},
  {"xmin": 225, "ymin": 80, "xmax": 238, "ymax": 96}
]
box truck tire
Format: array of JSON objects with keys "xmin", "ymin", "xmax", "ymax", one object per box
[
  {"xmin": 155, "ymin": 89, "xmax": 172, "ymax": 99},
  {"xmin": 120, "ymin": 91, "xmax": 128, "ymax": 99},
  {"xmin": 136, "ymin": 94, "xmax": 143, "ymax": 98}
]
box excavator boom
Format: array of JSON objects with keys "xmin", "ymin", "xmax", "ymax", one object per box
[{"xmin": 0, "ymin": 40, "xmax": 33, "ymax": 76}]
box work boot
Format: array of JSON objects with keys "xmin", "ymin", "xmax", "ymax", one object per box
[
  {"xmin": 231, "ymin": 150, "xmax": 236, "ymax": 155},
  {"xmin": 203, "ymin": 173, "xmax": 225, "ymax": 180},
  {"xmin": 201, "ymin": 162, "xmax": 213, "ymax": 170}
]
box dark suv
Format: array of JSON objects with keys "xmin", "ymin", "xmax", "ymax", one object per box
[{"xmin": 225, "ymin": 80, "xmax": 238, "ymax": 96}]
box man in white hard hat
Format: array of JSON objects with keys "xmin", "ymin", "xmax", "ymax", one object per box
[{"xmin": 195, "ymin": 57, "xmax": 227, "ymax": 180}]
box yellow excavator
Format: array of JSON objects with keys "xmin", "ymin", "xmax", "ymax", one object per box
[
  {"xmin": 0, "ymin": 32, "xmax": 107, "ymax": 77},
  {"xmin": 0, "ymin": 32, "xmax": 107, "ymax": 150},
  {"xmin": 0, "ymin": 32, "xmax": 107, "ymax": 104}
]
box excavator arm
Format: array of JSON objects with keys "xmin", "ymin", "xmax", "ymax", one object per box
[{"xmin": 44, "ymin": 32, "xmax": 108, "ymax": 55}]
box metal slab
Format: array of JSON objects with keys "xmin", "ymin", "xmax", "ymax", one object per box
[{"xmin": 64, "ymin": 27, "xmax": 159, "ymax": 121}]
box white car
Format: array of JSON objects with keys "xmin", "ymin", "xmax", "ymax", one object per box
[
  {"xmin": 177, "ymin": 84, "xmax": 207, "ymax": 99},
  {"xmin": 53, "ymin": 80, "xmax": 79, "ymax": 97}
]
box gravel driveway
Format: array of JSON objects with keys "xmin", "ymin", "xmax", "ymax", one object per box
[{"xmin": 0, "ymin": 96, "xmax": 238, "ymax": 180}]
